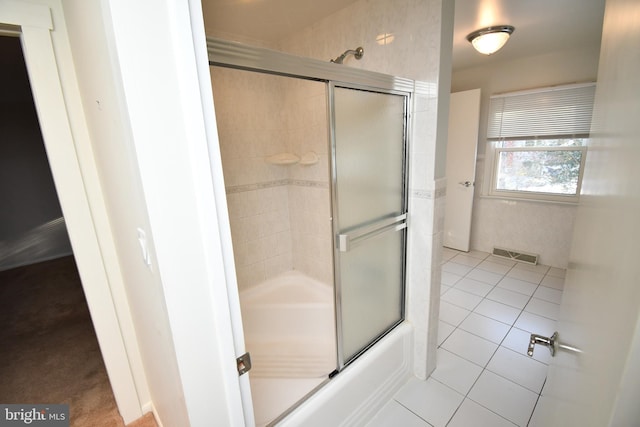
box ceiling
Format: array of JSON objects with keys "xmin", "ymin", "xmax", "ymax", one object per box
[
  {"xmin": 452, "ymin": 0, "xmax": 605, "ymax": 70},
  {"xmin": 201, "ymin": 0, "xmax": 606, "ymax": 72}
]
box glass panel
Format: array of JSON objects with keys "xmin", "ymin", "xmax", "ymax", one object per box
[
  {"xmin": 211, "ymin": 67, "xmax": 335, "ymax": 425},
  {"xmin": 496, "ymin": 149, "xmax": 583, "ymax": 195},
  {"xmin": 333, "ymin": 86, "xmax": 406, "ymax": 363},
  {"xmin": 340, "ymin": 231, "xmax": 404, "ymax": 360},
  {"xmin": 334, "ymin": 88, "xmax": 405, "ymax": 230}
]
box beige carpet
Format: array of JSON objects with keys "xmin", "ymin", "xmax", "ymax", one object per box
[{"xmin": 0, "ymin": 256, "xmax": 157, "ymax": 427}]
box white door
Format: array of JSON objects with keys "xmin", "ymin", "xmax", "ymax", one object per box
[
  {"xmin": 443, "ymin": 89, "xmax": 480, "ymax": 252},
  {"xmin": 530, "ymin": 1, "xmax": 640, "ymax": 425}
]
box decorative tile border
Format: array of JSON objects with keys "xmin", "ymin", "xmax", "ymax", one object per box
[
  {"xmin": 411, "ymin": 189, "xmax": 435, "ymax": 199},
  {"xmin": 226, "ymin": 179, "xmax": 328, "ymax": 194},
  {"xmin": 410, "ymin": 188, "xmax": 446, "ymax": 200},
  {"xmin": 410, "ymin": 178, "xmax": 447, "ymax": 199}
]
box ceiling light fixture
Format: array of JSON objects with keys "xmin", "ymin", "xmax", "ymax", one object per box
[{"xmin": 466, "ymin": 25, "xmax": 515, "ymax": 55}]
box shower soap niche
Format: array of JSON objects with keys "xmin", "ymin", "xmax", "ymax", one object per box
[
  {"xmin": 265, "ymin": 152, "xmax": 300, "ymax": 165},
  {"xmin": 299, "ymin": 151, "xmax": 319, "ymax": 165}
]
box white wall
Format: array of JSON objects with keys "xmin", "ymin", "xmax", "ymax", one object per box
[
  {"xmin": 451, "ymin": 45, "xmax": 601, "ymax": 268},
  {"xmin": 60, "ymin": 1, "xmax": 191, "ymax": 424},
  {"xmin": 61, "ymin": 0, "xmax": 245, "ymax": 425}
]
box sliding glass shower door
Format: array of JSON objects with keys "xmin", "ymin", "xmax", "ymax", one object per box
[{"xmin": 331, "ymin": 85, "xmax": 408, "ymax": 366}]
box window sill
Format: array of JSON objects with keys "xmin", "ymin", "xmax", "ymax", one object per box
[{"xmin": 479, "ymin": 193, "xmax": 579, "ymax": 206}]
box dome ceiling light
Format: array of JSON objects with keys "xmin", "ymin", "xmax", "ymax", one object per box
[{"xmin": 466, "ymin": 25, "xmax": 515, "ymax": 55}]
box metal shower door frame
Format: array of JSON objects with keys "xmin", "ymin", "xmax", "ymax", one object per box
[{"xmin": 328, "ymin": 82, "xmax": 411, "ymax": 371}]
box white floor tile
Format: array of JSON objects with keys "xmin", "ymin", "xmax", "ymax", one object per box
[
  {"xmin": 533, "ymin": 286, "xmax": 563, "ymax": 304},
  {"xmin": 486, "ymin": 347, "xmax": 548, "ymax": 393},
  {"xmin": 514, "ymin": 311, "xmax": 557, "ymax": 336},
  {"xmin": 468, "ymin": 371, "xmax": 538, "ymax": 426},
  {"xmin": 511, "ymin": 263, "xmax": 550, "ymax": 275},
  {"xmin": 477, "ymin": 260, "xmax": 512, "ymax": 275},
  {"xmin": 431, "ymin": 348, "xmax": 483, "ymax": 395},
  {"xmin": 485, "ymin": 287, "xmax": 531, "ymax": 310},
  {"xmin": 394, "ymin": 377, "xmax": 464, "ymax": 427},
  {"xmin": 501, "ymin": 327, "xmax": 552, "ymax": 365},
  {"xmin": 442, "ymin": 262, "xmax": 473, "ymax": 277},
  {"xmin": 440, "ymin": 284, "xmax": 451, "ymax": 296},
  {"xmin": 527, "ymin": 395, "xmax": 553, "ymax": 427},
  {"xmin": 466, "ymin": 268, "xmax": 504, "ymax": 285},
  {"xmin": 466, "ymin": 250, "xmax": 490, "ymax": 260},
  {"xmin": 524, "ymin": 298, "xmax": 560, "ymax": 320},
  {"xmin": 450, "ymin": 254, "xmax": 483, "ymax": 267},
  {"xmin": 458, "ymin": 312, "xmax": 510, "ymax": 344},
  {"xmin": 441, "ymin": 288, "xmax": 483, "ymax": 311},
  {"xmin": 453, "ymin": 277, "xmax": 494, "ymax": 297},
  {"xmin": 367, "ymin": 400, "xmax": 433, "ymax": 427},
  {"xmin": 438, "ymin": 321, "xmax": 456, "ymax": 346},
  {"xmin": 441, "ymin": 329, "xmax": 498, "ymax": 367},
  {"xmin": 546, "ymin": 267, "xmax": 566, "ymax": 279},
  {"xmin": 447, "ymin": 398, "xmax": 517, "ymax": 427},
  {"xmin": 496, "ymin": 277, "xmax": 539, "ymax": 296},
  {"xmin": 442, "ymin": 271, "xmax": 463, "ymax": 286},
  {"xmin": 507, "ymin": 268, "xmax": 545, "ymax": 284},
  {"xmin": 487, "ymin": 256, "xmax": 517, "ymax": 267},
  {"xmin": 473, "ymin": 299, "xmax": 521, "ymax": 325},
  {"xmin": 541, "ymin": 275, "xmax": 565, "ymax": 290},
  {"xmin": 442, "ymin": 248, "xmax": 459, "ymax": 262},
  {"xmin": 439, "ymin": 301, "xmax": 471, "ymax": 326}
]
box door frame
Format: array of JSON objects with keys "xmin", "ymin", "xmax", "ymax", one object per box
[{"xmin": 0, "ymin": 1, "xmax": 143, "ymax": 422}]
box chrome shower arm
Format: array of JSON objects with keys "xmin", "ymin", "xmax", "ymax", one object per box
[{"xmin": 331, "ymin": 47, "xmax": 364, "ymax": 64}]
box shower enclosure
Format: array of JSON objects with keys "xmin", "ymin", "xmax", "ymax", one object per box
[{"xmin": 208, "ymin": 38, "xmax": 410, "ymax": 426}]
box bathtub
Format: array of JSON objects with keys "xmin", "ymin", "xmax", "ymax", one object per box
[
  {"xmin": 239, "ymin": 270, "xmax": 337, "ymax": 426},
  {"xmin": 240, "ymin": 270, "xmax": 413, "ymax": 426}
]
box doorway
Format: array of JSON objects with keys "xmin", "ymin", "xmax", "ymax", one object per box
[{"xmin": 0, "ymin": 35, "xmax": 124, "ymax": 425}]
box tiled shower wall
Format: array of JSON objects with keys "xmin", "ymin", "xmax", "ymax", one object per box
[{"xmin": 211, "ymin": 67, "xmax": 332, "ymax": 292}]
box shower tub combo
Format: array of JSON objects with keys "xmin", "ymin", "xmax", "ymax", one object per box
[{"xmin": 209, "ymin": 38, "xmax": 423, "ymax": 426}]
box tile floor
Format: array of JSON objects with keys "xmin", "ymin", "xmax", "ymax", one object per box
[{"xmin": 368, "ymin": 248, "xmax": 565, "ymax": 427}]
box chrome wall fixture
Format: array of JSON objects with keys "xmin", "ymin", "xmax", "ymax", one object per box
[{"xmin": 330, "ymin": 47, "xmax": 364, "ymax": 64}]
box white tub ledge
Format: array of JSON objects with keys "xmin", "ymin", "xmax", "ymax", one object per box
[{"xmin": 278, "ymin": 322, "xmax": 414, "ymax": 427}]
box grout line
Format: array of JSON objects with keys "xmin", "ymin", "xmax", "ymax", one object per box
[{"xmin": 435, "ymin": 251, "xmax": 565, "ymax": 426}]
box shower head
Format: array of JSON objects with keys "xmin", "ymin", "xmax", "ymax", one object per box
[{"xmin": 330, "ymin": 47, "xmax": 364, "ymax": 64}]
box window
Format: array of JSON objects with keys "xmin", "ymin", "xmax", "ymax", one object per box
[{"xmin": 486, "ymin": 83, "xmax": 596, "ymax": 203}]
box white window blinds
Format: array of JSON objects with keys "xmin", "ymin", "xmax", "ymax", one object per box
[{"xmin": 487, "ymin": 83, "xmax": 596, "ymax": 140}]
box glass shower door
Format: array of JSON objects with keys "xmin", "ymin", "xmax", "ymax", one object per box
[{"xmin": 331, "ymin": 85, "xmax": 408, "ymax": 366}]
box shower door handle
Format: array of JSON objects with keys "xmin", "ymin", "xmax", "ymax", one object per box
[{"xmin": 337, "ymin": 213, "xmax": 407, "ymax": 252}]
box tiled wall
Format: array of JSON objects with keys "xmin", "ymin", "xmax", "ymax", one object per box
[{"xmin": 211, "ymin": 67, "xmax": 332, "ymax": 292}]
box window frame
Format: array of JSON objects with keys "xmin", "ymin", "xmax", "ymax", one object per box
[
  {"xmin": 488, "ymin": 142, "xmax": 588, "ymax": 203},
  {"xmin": 484, "ymin": 83, "xmax": 596, "ymax": 204}
]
